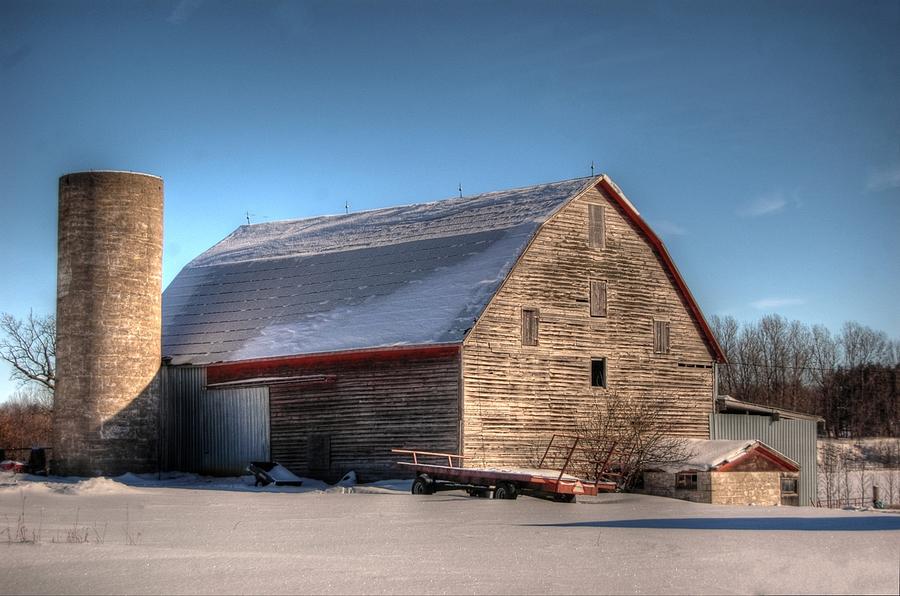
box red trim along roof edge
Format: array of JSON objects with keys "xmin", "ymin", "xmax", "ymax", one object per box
[
  {"xmin": 207, "ymin": 343, "xmax": 461, "ymax": 385},
  {"xmin": 716, "ymin": 442, "xmax": 800, "ymax": 473},
  {"xmin": 597, "ymin": 176, "xmax": 727, "ymax": 363}
]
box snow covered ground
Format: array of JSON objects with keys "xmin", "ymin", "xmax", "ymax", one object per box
[{"xmin": 1, "ymin": 472, "xmax": 898, "ymax": 595}]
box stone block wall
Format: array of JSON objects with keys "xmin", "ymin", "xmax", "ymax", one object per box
[
  {"xmin": 642, "ymin": 471, "xmax": 713, "ymax": 503},
  {"xmin": 710, "ymin": 471, "xmax": 782, "ymax": 506},
  {"xmin": 643, "ymin": 470, "xmax": 788, "ymax": 506}
]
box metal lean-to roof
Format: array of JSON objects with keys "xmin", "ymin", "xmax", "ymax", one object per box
[{"xmin": 162, "ymin": 177, "xmax": 597, "ymax": 365}]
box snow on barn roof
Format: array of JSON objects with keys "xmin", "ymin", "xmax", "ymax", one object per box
[
  {"xmin": 648, "ymin": 439, "xmax": 800, "ymax": 473},
  {"xmin": 162, "ymin": 177, "xmax": 598, "ymax": 365}
]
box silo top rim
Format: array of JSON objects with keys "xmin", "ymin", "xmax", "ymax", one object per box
[{"xmin": 61, "ymin": 170, "xmax": 162, "ymax": 180}]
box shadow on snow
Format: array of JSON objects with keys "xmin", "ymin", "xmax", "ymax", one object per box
[{"xmin": 526, "ymin": 516, "xmax": 900, "ymax": 532}]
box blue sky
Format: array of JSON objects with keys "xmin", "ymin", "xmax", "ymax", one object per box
[{"xmin": 0, "ymin": 0, "xmax": 898, "ymax": 400}]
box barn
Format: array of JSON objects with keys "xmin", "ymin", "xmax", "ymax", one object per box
[{"xmin": 159, "ymin": 174, "xmax": 728, "ymax": 481}]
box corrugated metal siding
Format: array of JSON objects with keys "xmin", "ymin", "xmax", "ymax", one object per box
[
  {"xmin": 160, "ymin": 366, "xmax": 270, "ymax": 475},
  {"xmin": 710, "ymin": 413, "xmax": 818, "ymax": 506}
]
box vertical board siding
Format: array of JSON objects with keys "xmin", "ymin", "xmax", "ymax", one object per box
[
  {"xmin": 522, "ymin": 308, "xmax": 539, "ymax": 346},
  {"xmin": 268, "ymin": 354, "xmax": 460, "ymax": 482},
  {"xmin": 588, "ymin": 203, "xmax": 605, "ymax": 249},
  {"xmin": 160, "ymin": 366, "xmax": 270, "ymax": 475},
  {"xmin": 590, "ymin": 280, "xmax": 607, "ymax": 317},
  {"xmin": 463, "ymin": 185, "xmax": 715, "ymax": 468},
  {"xmin": 654, "ymin": 320, "xmax": 671, "ymax": 354},
  {"xmin": 710, "ymin": 413, "xmax": 818, "ymax": 506}
]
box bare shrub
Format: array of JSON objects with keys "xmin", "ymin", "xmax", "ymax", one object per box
[
  {"xmin": 575, "ymin": 393, "xmax": 694, "ymax": 490},
  {"xmin": 1, "ymin": 493, "xmax": 41, "ymax": 544},
  {"xmin": 124, "ymin": 504, "xmax": 141, "ymax": 546},
  {"xmin": 0, "ymin": 386, "xmax": 52, "ymax": 451}
]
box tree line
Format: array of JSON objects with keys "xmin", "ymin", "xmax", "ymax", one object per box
[{"xmin": 711, "ymin": 315, "xmax": 899, "ymax": 438}]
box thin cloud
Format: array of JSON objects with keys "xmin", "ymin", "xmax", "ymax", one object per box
[
  {"xmin": 866, "ymin": 165, "xmax": 900, "ymax": 192},
  {"xmin": 738, "ymin": 192, "xmax": 787, "ymax": 218},
  {"xmin": 750, "ymin": 297, "xmax": 805, "ymax": 310},
  {"xmin": 651, "ymin": 220, "xmax": 687, "ymax": 237},
  {"xmin": 167, "ymin": 0, "xmax": 204, "ymax": 25}
]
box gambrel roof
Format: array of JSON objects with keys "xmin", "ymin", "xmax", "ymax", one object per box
[{"xmin": 162, "ymin": 175, "xmax": 725, "ymax": 365}]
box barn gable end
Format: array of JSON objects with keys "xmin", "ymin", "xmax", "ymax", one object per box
[{"xmin": 461, "ymin": 179, "xmax": 719, "ymax": 467}]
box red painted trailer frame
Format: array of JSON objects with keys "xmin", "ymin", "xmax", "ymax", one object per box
[{"xmin": 392, "ymin": 435, "xmax": 619, "ymax": 502}]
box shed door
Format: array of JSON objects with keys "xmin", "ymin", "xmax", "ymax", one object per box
[{"xmin": 200, "ymin": 387, "xmax": 270, "ymax": 476}]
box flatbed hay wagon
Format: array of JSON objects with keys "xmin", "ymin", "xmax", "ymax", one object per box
[{"xmin": 393, "ymin": 435, "xmax": 620, "ymax": 502}]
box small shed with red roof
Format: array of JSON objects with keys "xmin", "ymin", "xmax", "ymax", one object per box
[{"xmin": 642, "ymin": 439, "xmax": 801, "ymax": 506}]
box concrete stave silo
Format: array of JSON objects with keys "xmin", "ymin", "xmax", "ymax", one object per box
[{"xmin": 53, "ymin": 171, "xmax": 164, "ymax": 476}]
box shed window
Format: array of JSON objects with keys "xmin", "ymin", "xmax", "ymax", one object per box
[
  {"xmin": 653, "ymin": 320, "xmax": 670, "ymax": 354},
  {"xmin": 522, "ymin": 308, "xmax": 539, "ymax": 346},
  {"xmin": 676, "ymin": 472, "xmax": 698, "ymax": 490},
  {"xmin": 588, "ymin": 204, "xmax": 605, "ymax": 249},
  {"xmin": 590, "ymin": 280, "xmax": 607, "ymax": 317},
  {"xmin": 781, "ymin": 477, "xmax": 798, "ymax": 494},
  {"xmin": 781, "ymin": 476, "xmax": 800, "ymax": 506},
  {"xmin": 591, "ymin": 358, "xmax": 607, "ymax": 388}
]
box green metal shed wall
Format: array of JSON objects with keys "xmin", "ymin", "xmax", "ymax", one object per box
[{"xmin": 710, "ymin": 413, "xmax": 818, "ymax": 506}]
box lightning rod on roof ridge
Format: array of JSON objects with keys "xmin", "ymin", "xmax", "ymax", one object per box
[{"xmin": 458, "ymin": 183, "xmax": 462, "ymax": 198}]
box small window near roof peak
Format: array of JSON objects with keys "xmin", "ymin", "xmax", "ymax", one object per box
[
  {"xmin": 522, "ymin": 308, "xmax": 539, "ymax": 346},
  {"xmin": 588, "ymin": 203, "xmax": 605, "ymax": 249},
  {"xmin": 654, "ymin": 320, "xmax": 670, "ymax": 354}
]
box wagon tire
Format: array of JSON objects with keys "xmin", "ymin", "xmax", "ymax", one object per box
[
  {"xmin": 554, "ymin": 493, "xmax": 576, "ymax": 503},
  {"xmin": 494, "ymin": 481, "xmax": 518, "ymax": 500},
  {"xmin": 412, "ymin": 475, "xmax": 434, "ymax": 495}
]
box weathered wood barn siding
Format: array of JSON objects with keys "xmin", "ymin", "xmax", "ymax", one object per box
[
  {"xmin": 462, "ymin": 183, "xmax": 716, "ymax": 467},
  {"xmin": 209, "ymin": 348, "xmax": 461, "ymax": 482}
]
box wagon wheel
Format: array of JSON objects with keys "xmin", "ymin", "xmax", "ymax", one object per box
[
  {"xmin": 494, "ymin": 481, "xmax": 518, "ymax": 500},
  {"xmin": 553, "ymin": 493, "xmax": 576, "ymax": 503},
  {"xmin": 411, "ymin": 475, "xmax": 435, "ymax": 495}
]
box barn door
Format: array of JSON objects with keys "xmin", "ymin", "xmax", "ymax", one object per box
[{"xmin": 199, "ymin": 387, "xmax": 270, "ymax": 475}]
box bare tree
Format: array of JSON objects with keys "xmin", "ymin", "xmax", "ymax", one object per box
[
  {"xmin": 0, "ymin": 311, "xmax": 55, "ymax": 393},
  {"xmin": 711, "ymin": 315, "xmax": 899, "ymax": 438},
  {"xmin": 575, "ymin": 393, "xmax": 695, "ymax": 489},
  {"xmin": 840, "ymin": 321, "xmax": 892, "ymax": 368}
]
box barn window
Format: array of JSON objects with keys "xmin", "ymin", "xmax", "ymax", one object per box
[
  {"xmin": 590, "ymin": 358, "xmax": 607, "ymax": 388},
  {"xmin": 522, "ymin": 308, "xmax": 539, "ymax": 346},
  {"xmin": 676, "ymin": 472, "xmax": 698, "ymax": 490},
  {"xmin": 653, "ymin": 320, "xmax": 670, "ymax": 354},
  {"xmin": 590, "ymin": 280, "xmax": 607, "ymax": 317},
  {"xmin": 588, "ymin": 204, "xmax": 605, "ymax": 249}
]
